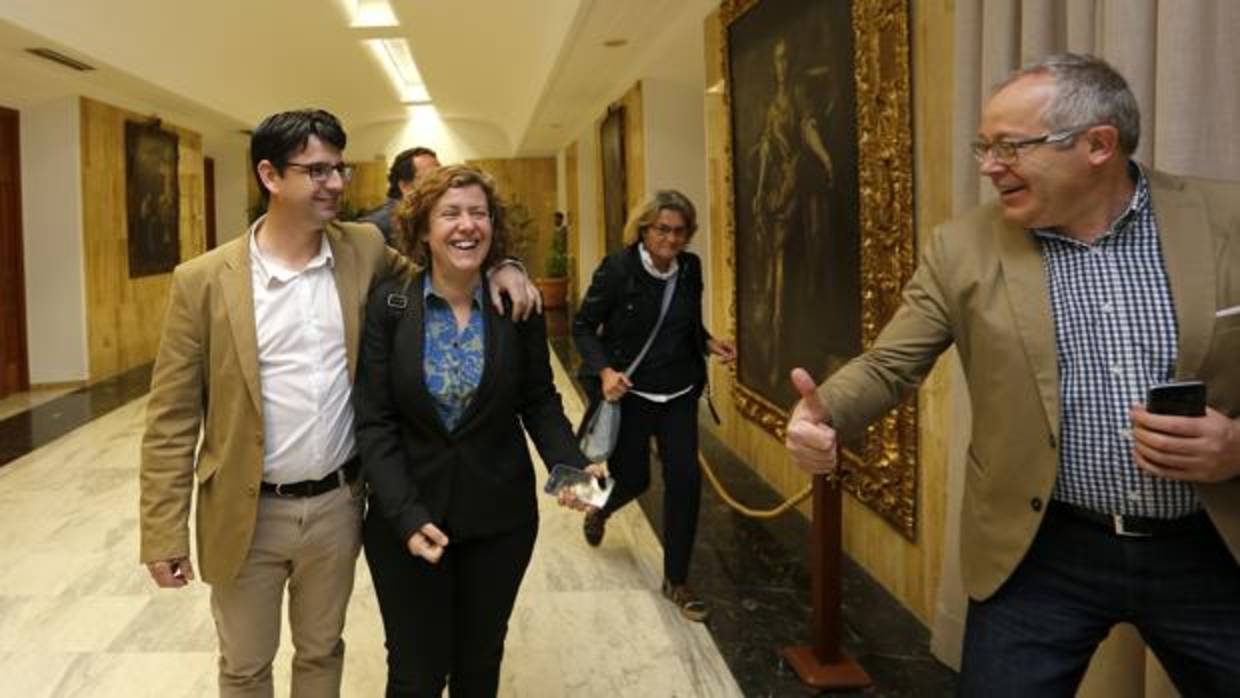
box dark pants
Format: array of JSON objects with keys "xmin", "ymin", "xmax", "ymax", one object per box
[
  {"xmin": 363, "ymin": 510, "xmax": 538, "ymax": 698},
  {"xmin": 603, "ymin": 391, "xmax": 701, "ymax": 585},
  {"xmin": 959, "ymin": 506, "xmax": 1240, "ymax": 698}
]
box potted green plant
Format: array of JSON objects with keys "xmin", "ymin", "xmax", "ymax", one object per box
[{"xmin": 536, "ymin": 212, "xmax": 569, "ymax": 309}]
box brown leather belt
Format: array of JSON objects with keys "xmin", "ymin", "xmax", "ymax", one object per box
[
  {"xmin": 1046, "ymin": 500, "xmax": 1211, "ymax": 538},
  {"xmin": 261, "ymin": 456, "xmax": 360, "ymax": 498}
]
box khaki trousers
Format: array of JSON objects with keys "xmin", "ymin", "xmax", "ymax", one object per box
[{"xmin": 209, "ymin": 480, "xmax": 364, "ymax": 698}]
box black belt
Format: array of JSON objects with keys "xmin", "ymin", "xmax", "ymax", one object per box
[
  {"xmin": 261, "ymin": 457, "xmax": 360, "ymax": 498},
  {"xmin": 1046, "ymin": 500, "xmax": 1212, "ymax": 538}
]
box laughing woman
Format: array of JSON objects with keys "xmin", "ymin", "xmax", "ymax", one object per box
[{"xmin": 354, "ymin": 165, "xmax": 592, "ymax": 697}]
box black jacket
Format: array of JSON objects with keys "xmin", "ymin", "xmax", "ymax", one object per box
[
  {"xmin": 354, "ymin": 271, "xmax": 588, "ymax": 544},
  {"xmin": 572, "ymin": 243, "xmax": 711, "ymax": 402}
]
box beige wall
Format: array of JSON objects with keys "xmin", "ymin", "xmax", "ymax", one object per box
[
  {"xmin": 79, "ymin": 96, "xmax": 206, "ymax": 380},
  {"xmin": 701, "ymin": 1, "xmax": 958, "ymax": 624},
  {"xmin": 20, "ymin": 96, "xmax": 89, "ymax": 384}
]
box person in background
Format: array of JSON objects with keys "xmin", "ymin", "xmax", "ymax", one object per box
[
  {"xmin": 361, "ymin": 146, "xmax": 441, "ymax": 243},
  {"xmin": 572, "ymin": 189, "xmax": 736, "ymax": 622}
]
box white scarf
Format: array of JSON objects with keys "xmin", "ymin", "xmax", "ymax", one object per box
[{"xmin": 638, "ymin": 242, "xmax": 679, "ymax": 280}]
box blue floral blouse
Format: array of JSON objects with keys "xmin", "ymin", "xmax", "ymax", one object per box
[{"xmin": 422, "ymin": 277, "xmax": 485, "ymax": 430}]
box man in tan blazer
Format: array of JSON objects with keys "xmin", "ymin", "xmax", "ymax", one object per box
[
  {"xmin": 786, "ymin": 54, "xmax": 1240, "ymax": 696},
  {"xmin": 138, "ymin": 109, "xmax": 538, "ymax": 697}
]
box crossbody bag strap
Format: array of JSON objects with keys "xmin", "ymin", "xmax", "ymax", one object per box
[{"xmin": 623, "ymin": 273, "xmax": 677, "ymax": 376}]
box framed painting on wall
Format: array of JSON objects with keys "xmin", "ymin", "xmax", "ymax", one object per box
[
  {"xmin": 599, "ymin": 105, "xmax": 627, "ymax": 254},
  {"xmin": 125, "ymin": 121, "xmax": 180, "ymax": 278},
  {"xmin": 722, "ymin": 0, "xmax": 918, "ymax": 538}
]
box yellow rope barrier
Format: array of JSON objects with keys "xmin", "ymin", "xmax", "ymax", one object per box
[
  {"xmin": 695, "ymin": 447, "xmax": 862, "ymax": 519},
  {"xmin": 696, "ymin": 452, "xmax": 811, "ymax": 518}
]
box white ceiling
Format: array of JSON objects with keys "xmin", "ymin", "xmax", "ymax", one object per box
[{"xmin": 0, "ymin": 0, "xmax": 717, "ymax": 156}]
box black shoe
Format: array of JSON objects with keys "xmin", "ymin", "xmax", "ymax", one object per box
[{"xmin": 584, "ymin": 509, "xmax": 607, "ymax": 546}]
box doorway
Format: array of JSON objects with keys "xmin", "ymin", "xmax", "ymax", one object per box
[{"xmin": 0, "ymin": 105, "xmax": 29, "ymax": 399}]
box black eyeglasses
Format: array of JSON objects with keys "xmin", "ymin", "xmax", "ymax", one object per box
[
  {"xmin": 285, "ymin": 161, "xmax": 354, "ymax": 183},
  {"xmin": 648, "ymin": 223, "xmax": 690, "ymax": 239},
  {"xmin": 970, "ymin": 125, "xmax": 1095, "ymax": 165}
]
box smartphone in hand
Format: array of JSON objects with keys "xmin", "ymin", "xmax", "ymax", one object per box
[
  {"xmin": 544, "ymin": 464, "xmax": 614, "ymax": 509},
  {"xmin": 1146, "ymin": 381, "xmax": 1207, "ymax": 417}
]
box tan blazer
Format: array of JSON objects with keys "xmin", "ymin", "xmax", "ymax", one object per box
[
  {"xmin": 139, "ymin": 221, "xmax": 398, "ymax": 585},
  {"xmin": 819, "ymin": 168, "xmax": 1240, "ymax": 600}
]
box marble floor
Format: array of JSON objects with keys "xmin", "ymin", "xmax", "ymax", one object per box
[{"xmin": 0, "ymin": 355, "xmax": 743, "ymax": 697}]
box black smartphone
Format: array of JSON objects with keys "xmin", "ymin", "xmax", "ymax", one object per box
[{"xmin": 1146, "ymin": 381, "xmax": 1207, "ymax": 417}]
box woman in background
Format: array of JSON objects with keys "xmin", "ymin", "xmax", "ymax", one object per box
[{"xmin": 572, "ymin": 189, "xmax": 736, "ymax": 622}]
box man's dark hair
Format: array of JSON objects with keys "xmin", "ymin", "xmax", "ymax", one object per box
[
  {"xmin": 386, "ymin": 146, "xmax": 438, "ymax": 199},
  {"xmin": 250, "ymin": 109, "xmax": 347, "ymax": 200}
]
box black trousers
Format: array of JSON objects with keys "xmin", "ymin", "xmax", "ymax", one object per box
[
  {"xmin": 362, "ymin": 510, "xmax": 538, "ymax": 698},
  {"xmin": 602, "ymin": 390, "xmax": 701, "ymax": 585}
]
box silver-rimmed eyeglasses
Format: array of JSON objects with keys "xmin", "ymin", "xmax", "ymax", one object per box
[{"xmin": 970, "ymin": 125, "xmax": 1095, "ymax": 165}]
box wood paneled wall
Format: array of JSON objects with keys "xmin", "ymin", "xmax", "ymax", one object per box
[
  {"xmin": 565, "ymin": 141, "xmax": 580, "ymax": 300},
  {"xmin": 701, "ymin": 1, "xmax": 957, "ymax": 624},
  {"xmin": 594, "ymin": 82, "xmax": 646, "ymax": 254},
  {"xmin": 466, "ymin": 157, "xmax": 557, "ymax": 276},
  {"xmin": 343, "ymin": 159, "xmax": 388, "ymax": 216},
  {"xmin": 80, "ymin": 97, "xmax": 206, "ymax": 380}
]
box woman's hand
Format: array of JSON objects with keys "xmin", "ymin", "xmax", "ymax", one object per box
[
  {"xmin": 708, "ymin": 338, "xmax": 737, "ymax": 364},
  {"xmin": 406, "ymin": 523, "xmax": 450, "ymax": 564},
  {"xmin": 600, "ymin": 367, "xmax": 632, "ymax": 402}
]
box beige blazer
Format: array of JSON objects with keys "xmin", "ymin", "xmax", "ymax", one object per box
[
  {"xmin": 139, "ymin": 221, "xmax": 398, "ymax": 585},
  {"xmin": 820, "ymin": 168, "xmax": 1240, "ymax": 600}
]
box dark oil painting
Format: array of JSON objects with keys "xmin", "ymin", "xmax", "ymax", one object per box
[
  {"xmin": 125, "ymin": 122, "xmax": 180, "ymax": 277},
  {"xmin": 728, "ymin": 0, "xmax": 861, "ymax": 410}
]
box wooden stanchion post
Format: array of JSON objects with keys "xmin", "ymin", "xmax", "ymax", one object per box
[{"xmin": 780, "ymin": 473, "xmax": 872, "ymax": 689}]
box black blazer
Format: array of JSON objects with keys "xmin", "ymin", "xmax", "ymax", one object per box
[
  {"xmin": 354, "ymin": 271, "xmax": 588, "ymax": 544},
  {"xmin": 572, "ymin": 243, "xmax": 711, "ymax": 403}
]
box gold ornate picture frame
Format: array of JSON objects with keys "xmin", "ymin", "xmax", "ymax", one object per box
[{"xmin": 720, "ymin": 0, "xmax": 918, "ymax": 539}]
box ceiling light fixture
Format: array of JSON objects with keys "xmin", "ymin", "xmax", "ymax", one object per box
[
  {"xmin": 342, "ymin": 0, "xmax": 398, "ymax": 28},
  {"xmin": 364, "ymin": 38, "xmax": 432, "ymax": 105}
]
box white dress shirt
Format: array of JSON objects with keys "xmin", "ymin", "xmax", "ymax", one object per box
[{"xmin": 249, "ymin": 221, "xmax": 355, "ymax": 484}]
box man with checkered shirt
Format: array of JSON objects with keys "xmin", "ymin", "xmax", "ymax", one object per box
[{"xmin": 785, "ymin": 53, "xmax": 1240, "ymax": 697}]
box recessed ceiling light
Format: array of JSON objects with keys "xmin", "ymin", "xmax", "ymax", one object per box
[
  {"xmin": 602, "ymin": 39, "xmax": 628, "ymax": 48},
  {"xmin": 341, "ymin": 0, "xmax": 398, "ymax": 27},
  {"xmin": 364, "ymin": 38, "xmax": 431, "ymax": 104}
]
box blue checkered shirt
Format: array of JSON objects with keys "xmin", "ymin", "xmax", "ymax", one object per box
[{"xmin": 1036, "ymin": 164, "xmax": 1199, "ymax": 518}]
